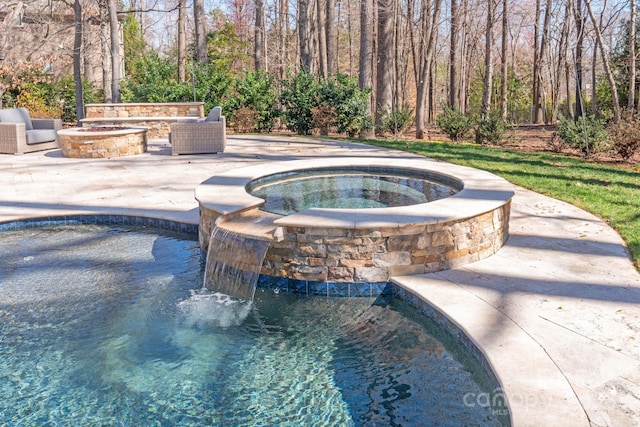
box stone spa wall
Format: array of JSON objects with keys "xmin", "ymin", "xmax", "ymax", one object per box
[
  {"xmin": 195, "ymin": 157, "xmax": 515, "ymax": 285},
  {"xmin": 261, "ymin": 206, "xmax": 510, "ymax": 283}
]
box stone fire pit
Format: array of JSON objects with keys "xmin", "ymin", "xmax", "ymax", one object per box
[{"xmin": 58, "ymin": 126, "xmax": 148, "ymax": 158}]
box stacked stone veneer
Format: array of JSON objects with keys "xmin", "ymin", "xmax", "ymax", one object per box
[
  {"xmin": 83, "ymin": 102, "xmax": 205, "ymax": 138},
  {"xmin": 59, "ymin": 128, "xmax": 147, "ymax": 158},
  {"xmin": 198, "ymin": 203, "xmax": 510, "ymax": 283}
]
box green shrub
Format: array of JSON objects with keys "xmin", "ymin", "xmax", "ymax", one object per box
[
  {"xmin": 55, "ymin": 76, "xmax": 100, "ymax": 123},
  {"xmin": 475, "ymin": 112, "xmax": 507, "ymax": 145},
  {"xmin": 607, "ymin": 112, "xmax": 640, "ymax": 161},
  {"xmin": 557, "ymin": 114, "xmax": 608, "ymax": 156},
  {"xmin": 318, "ymin": 74, "xmax": 373, "ymax": 137},
  {"xmin": 436, "ymin": 107, "xmax": 473, "ymax": 141},
  {"xmin": 279, "ymin": 69, "xmax": 319, "ymax": 135},
  {"xmin": 336, "ymin": 96, "xmax": 374, "ymax": 137},
  {"xmin": 280, "ymin": 70, "xmax": 374, "ymax": 137},
  {"xmin": 121, "ymin": 52, "xmax": 234, "ymax": 113},
  {"xmin": 226, "ymin": 70, "xmax": 279, "ymax": 132},
  {"xmin": 379, "ymin": 104, "xmax": 414, "ymax": 136}
]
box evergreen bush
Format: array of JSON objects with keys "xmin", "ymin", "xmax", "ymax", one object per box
[
  {"xmin": 435, "ymin": 107, "xmax": 473, "ymax": 141},
  {"xmin": 475, "ymin": 112, "xmax": 507, "ymax": 145},
  {"xmin": 379, "ymin": 104, "xmax": 414, "ymax": 136},
  {"xmin": 227, "ymin": 70, "xmax": 279, "ymax": 132},
  {"xmin": 279, "ymin": 69, "xmax": 319, "ymax": 135},
  {"xmin": 318, "ymin": 74, "xmax": 373, "ymax": 137},
  {"xmin": 557, "ymin": 114, "xmax": 608, "ymax": 156}
]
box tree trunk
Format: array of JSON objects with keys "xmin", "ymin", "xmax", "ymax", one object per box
[
  {"xmin": 194, "ymin": 0, "xmax": 207, "ymax": 62},
  {"xmin": 449, "ymin": 0, "xmax": 459, "ymax": 109},
  {"xmin": 359, "ymin": 0, "xmax": 374, "ymax": 137},
  {"xmin": 574, "ymin": 0, "xmax": 585, "ymax": 118},
  {"xmin": 359, "ymin": 0, "xmax": 374, "ymax": 90},
  {"xmin": 255, "ymin": 0, "xmax": 266, "ymax": 70},
  {"xmin": 592, "ymin": 39, "xmax": 598, "ymax": 115},
  {"xmin": 538, "ymin": 0, "xmax": 552, "ymax": 123},
  {"xmin": 279, "ymin": 0, "xmax": 289, "ymax": 81},
  {"xmin": 107, "ymin": 0, "xmax": 120, "ymax": 102},
  {"xmin": 499, "ymin": 0, "xmax": 508, "ymax": 119},
  {"xmin": 298, "ymin": 0, "xmax": 312, "ymax": 70},
  {"xmin": 461, "ymin": 0, "xmax": 470, "ymax": 113},
  {"xmin": 375, "ymin": 0, "xmax": 394, "ymax": 133},
  {"xmin": 178, "ymin": 0, "xmax": 187, "ymax": 82},
  {"xmin": 326, "ymin": 0, "xmax": 337, "ymax": 74},
  {"xmin": 316, "ymin": 0, "xmax": 328, "ymax": 78},
  {"xmin": 481, "ymin": 0, "xmax": 495, "ymax": 119},
  {"xmin": 415, "ymin": 0, "xmax": 442, "ymax": 139},
  {"xmin": 566, "ymin": 60, "xmax": 574, "ymax": 119},
  {"xmin": 532, "ymin": 0, "xmax": 542, "ymax": 123},
  {"xmin": 100, "ymin": 15, "xmax": 112, "ymax": 103},
  {"xmin": 629, "ymin": 0, "xmax": 636, "ymax": 111},
  {"xmin": 552, "ymin": 3, "xmax": 571, "ymax": 122},
  {"xmin": 73, "ymin": 0, "xmax": 84, "ymax": 124},
  {"xmin": 584, "ymin": 0, "xmax": 621, "ymax": 122},
  {"xmin": 394, "ymin": 0, "xmax": 402, "ymax": 108}
]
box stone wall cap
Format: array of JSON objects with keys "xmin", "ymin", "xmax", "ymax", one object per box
[{"xmin": 196, "ymin": 157, "xmax": 515, "ymax": 229}]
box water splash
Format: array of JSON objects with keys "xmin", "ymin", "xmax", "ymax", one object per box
[{"xmin": 177, "ymin": 288, "xmax": 253, "ymax": 328}]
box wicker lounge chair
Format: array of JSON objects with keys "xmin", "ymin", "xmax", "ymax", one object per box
[
  {"xmin": 169, "ymin": 106, "xmax": 226, "ymax": 155},
  {"xmin": 0, "ymin": 108, "xmax": 62, "ymax": 155}
]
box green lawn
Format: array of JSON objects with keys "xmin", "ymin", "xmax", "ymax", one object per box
[{"xmin": 358, "ymin": 138, "xmax": 640, "ymax": 269}]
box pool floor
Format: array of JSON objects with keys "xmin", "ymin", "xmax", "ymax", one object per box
[{"xmin": 0, "ymin": 224, "xmax": 505, "ymax": 426}]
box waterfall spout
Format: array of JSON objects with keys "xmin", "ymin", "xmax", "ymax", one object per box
[{"xmin": 203, "ymin": 213, "xmax": 278, "ymax": 301}]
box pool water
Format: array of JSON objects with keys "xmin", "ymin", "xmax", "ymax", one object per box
[
  {"xmin": 247, "ymin": 169, "xmax": 459, "ymax": 215},
  {"xmin": 0, "ymin": 224, "xmax": 505, "ymax": 426}
]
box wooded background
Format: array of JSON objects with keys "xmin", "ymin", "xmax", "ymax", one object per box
[{"xmin": 0, "ymin": 0, "xmax": 638, "ymax": 137}]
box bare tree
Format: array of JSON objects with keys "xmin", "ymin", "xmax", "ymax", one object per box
[
  {"xmin": 278, "ymin": 0, "xmax": 289, "ymax": 80},
  {"xmin": 551, "ymin": 3, "xmax": 571, "ymax": 122},
  {"xmin": 298, "ymin": 0, "xmax": 312, "ymax": 70},
  {"xmin": 178, "ymin": 0, "xmax": 187, "ymax": 82},
  {"xmin": 394, "ymin": 0, "xmax": 412, "ymax": 109},
  {"xmin": 99, "ymin": 2, "xmax": 112, "ymax": 102},
  {"xmin": 316, "ymin": 0, "xmax": 328, "ymax": 78},
  {"xmin": 584, "ymin": 0, "xmax": 621, "ymax": 122},
  {"xmin": 73, "ymin": 0, "xmax": 84, "ymax": 122},
  {"xmin": 449, "ymin": 0, "xmax": 459, "ymax": 109},
  {"xmin": 481, "ymin": 0, "xmax": 495, "ymax": 118},
  {"xmin": 629, "ymin": 0, "xmax": 636, "ymax": 111},
  {"xmin": 359, "ymin": 0, "xmax": 374, "ymax": 137},
  {"xmin": 375, "ymin": 0, "xmax": 394, "ymax": 132},
  {"xmin": 107, "ymin": 0, "xmax": 121, "ymax": 102},
  {"xmin": 359, "ymin": 0, "xmax": 374, "ymax": 91},
  {"xmin": 532, "ymin": 0, "xmax": 551, "ymax": 123},
  {"xmin": 415, "ymin": 0, "xmax": 443, "ymax": 139},
  {"xmin": 498, "ymin": 0, "xmax": 508, "ymax": 119},
  {"xmin": 194, "ymin": 0, "xmax": 207, "ymax": 62},
  {"xmin": 326, "ymin": 0, "xmax": 337, "ymax": 74},
  {"xmin": 573, "ymin": 0, "xmax": 586, "ymax": 118},
  {"xmin": 255, "ymin": 0, "xmax": 266, "ymax": 70}
]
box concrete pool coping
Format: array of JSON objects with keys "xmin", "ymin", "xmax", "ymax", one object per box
[
  {"xmin": 1, "ymin": 134, "xmax": 639, "ymax": 426},
  {"xmin": 195, "ymin": 156, "xmax": 514, "ymax": 229}
]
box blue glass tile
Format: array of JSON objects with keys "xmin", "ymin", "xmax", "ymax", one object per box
[
  {"xmin": 0, "ymin": 215, "xmax": 198, "ymax": 238},
  {"xmin": 350, "ymin": 282, "xmax": 372, "ymax": 297},
  {"xmin": 372, "ymin": 282, "xmax": 393, "ymax": 295},
  {"xmin": 307, "ymin": 281, "xmax": 327, "ymax": 296},
  {"xmin": 293, "ymin": 280, "xmax": 308, "ymax": 295},
  {"xmin": 327, "ymin": 282, "xmax": 349, "ymax": 297}
]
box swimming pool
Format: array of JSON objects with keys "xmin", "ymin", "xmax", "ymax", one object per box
[{"xmin": 0, "ymin": 221, "xmax": 507, "ymax": 425}]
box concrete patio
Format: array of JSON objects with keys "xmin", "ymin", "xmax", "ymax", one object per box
[{"xmin": 1, "ymin": 135, "xmax": 639, "ymax": 426}]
